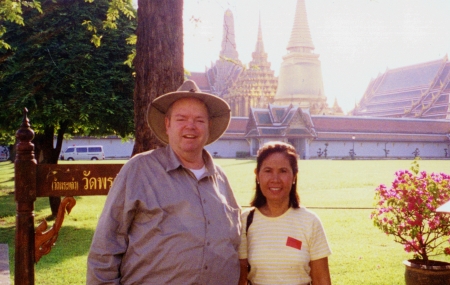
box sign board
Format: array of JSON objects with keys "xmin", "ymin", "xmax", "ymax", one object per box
[{"xmin": 36, "ymin": 164, "xmax": 123, "ymax": 197}]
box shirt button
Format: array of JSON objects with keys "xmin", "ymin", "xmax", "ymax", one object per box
[
  {"xmin": 203, "ymin": 199, "xmax": 206, "ymax": 204},
  {"xmin": 204, "ymin": 265, "xmax": 208, "ymax": 270},
  {"xmin": 206, "ymin": 242, "xmax": 210, "ymax": 246},
  {"xmin": 207, "ymin": 220, "xmax": 211, "ymax": 225}
]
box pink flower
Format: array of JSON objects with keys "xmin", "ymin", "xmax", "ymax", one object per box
[
  {"xmin": 445, "ymin": 248, "xmax": 450, "ymax": 255},
  {"xmin": 404, "ymin": 244, "xmax": 412, "ymax": 253},
  {"xmin": 371, "ymin": 161, "xmax": 450, "ymax": 261}
]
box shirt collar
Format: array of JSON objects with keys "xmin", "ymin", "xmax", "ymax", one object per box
[{"xmin": 165, "ymin": 145, "xmax": 216, "ymax": 176}]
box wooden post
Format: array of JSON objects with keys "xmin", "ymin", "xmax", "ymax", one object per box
[{"xmin": 14, "ymin": 108, "xmax": 36, "ymax": 285}]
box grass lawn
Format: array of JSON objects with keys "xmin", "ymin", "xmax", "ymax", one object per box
[{"xmin": 2, "ymin": 159, "xmax": 450, "ymax": 284}]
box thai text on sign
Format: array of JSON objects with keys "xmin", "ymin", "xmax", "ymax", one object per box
[{"xmin": 36, "ymin": 164, "xmax": 123, "ymax": 197}]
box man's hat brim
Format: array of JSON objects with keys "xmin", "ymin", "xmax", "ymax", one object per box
[{"xmin": 147, "ymin": 80, "xmax": 231, "ymax": 145}]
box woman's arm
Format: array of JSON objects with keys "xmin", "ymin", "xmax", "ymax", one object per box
[
  {"xmin": 310, "ymin": 257, "xmax": 331, "ymax": 285},
  {"xmin": 238, "ymin": 258, "xmax": 249, "ymax": 285}
]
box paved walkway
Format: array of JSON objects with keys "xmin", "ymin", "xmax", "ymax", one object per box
[{"xmin": 0, "ymin": 244, "xmax": 11, "ymax": 285}]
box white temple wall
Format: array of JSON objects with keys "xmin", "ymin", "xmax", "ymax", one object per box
[
  {"xmin": 55, "ymin": 137, "xmax": 450, "ymax": 160},
  {"xmin": 57, "ymin": 137, "xmax": 249, "ymax": 159},
  {"xmin": 309, "ymin": 140, "xmax": 450, "ymax": 159},
  {"xmin": 204, "ymin": 139, "xmax": 250, "ymax": 158}
]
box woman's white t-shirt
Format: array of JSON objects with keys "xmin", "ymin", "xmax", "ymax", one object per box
[{"xmin": 238, "ymin": 207, "xmax": 331, "ymax": 285}]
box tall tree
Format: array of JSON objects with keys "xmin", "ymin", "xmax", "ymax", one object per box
[
  {"xmin": 132, "ymin": 0, "xmax": 184, "ymax": 155},
  {"xmin": 0, "ymin": 0, "xmax": 136, "ymax": 215},
  {"xmin": 1, "ymin": 0, "xmax": 186, "ymax": 154}
]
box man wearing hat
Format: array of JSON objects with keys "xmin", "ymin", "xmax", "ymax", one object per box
[{"xmin": 87, "ymin": 80, "xmax": 241, "ymax": 284}]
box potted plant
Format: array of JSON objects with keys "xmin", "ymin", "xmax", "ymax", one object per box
[{"xmin": 371, "ymin": 160, "xmax": 450, "ymax": 285}]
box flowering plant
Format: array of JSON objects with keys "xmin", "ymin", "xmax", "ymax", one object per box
[{"xmin": 371, "ymin": 160, "xmax": 450, "ymax": 261}]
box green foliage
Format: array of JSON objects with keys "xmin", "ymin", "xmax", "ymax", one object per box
[
  {"xmin": 0, "ymin": 0, "xmax": 134, "ymax": 49},
  {"xmin": 0, "ymin": 0, "xmax": 137, "ymax": 143},
  {"xmin": 0, "ymin": 0, "xmax": 43, "ymax": 49},
  {"xmin": 123, "ymin": 34, "xmax": 136, "ymax": 67}
]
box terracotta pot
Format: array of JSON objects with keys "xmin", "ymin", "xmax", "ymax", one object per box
[{"xmin": 404, "ymin": 259, "xmax": 450, "ymax": 285}]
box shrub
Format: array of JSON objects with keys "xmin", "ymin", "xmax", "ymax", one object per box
[
  {"xmin": 236, "ymin": 151, "xmax": 250, "ymax": 158},
  {"xmin": 371, "ymin": 160, "xmax": 450, "ymax": 261}
]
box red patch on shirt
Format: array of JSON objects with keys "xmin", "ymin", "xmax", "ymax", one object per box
[{"xmin": 286, "ymin": 236, "xmax": 302, "ymax": 250}]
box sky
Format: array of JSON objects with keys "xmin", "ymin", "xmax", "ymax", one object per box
[{"xmin": 182, "ymin": 0, "xmax": 450, "ymax": 114}]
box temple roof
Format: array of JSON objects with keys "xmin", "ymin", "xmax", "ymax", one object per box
[
  {"xmin": 220, "ymin": 111, "xmax": 450, "ymax": 144},
  {"xmin": 188, "ymin": 72, "xmax": 211, "ymax": 92},
  {"xmin": 377, "ymin": 60, "xmax": 442, "ymax": 92},
  {"xmin": 353, "ymin": 56, "xmax": 450, "ymax": 119},
  {"xmin": 246, "ymin": 104, "xmax": 317, "ymax": 138},
  {"xmin": 312, "ymin": 115, "xmax": 450, "ymax": 142},
  {"xmin": 225, "ymin": 117, "xmax": 248, "ymax": 133},
  {"xmin": 221, "ymin": 117, "xmax": 249, "ymax": 139}
]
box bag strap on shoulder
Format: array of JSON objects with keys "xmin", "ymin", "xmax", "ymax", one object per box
[
  {"xmin": 246, "ymin": 208, "xmax": 256, "ymax": 274},
  {"xmin": 246, "ymin": 208, "xmax": 255, "ymax": 235}
]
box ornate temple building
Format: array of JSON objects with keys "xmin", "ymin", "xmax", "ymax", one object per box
[
  {"xmin": 188, "ymin": 0, "xmax": 450, "ymax": 160},
  {"xmin": 223, "ymin": 17, "xmax": 278, "ymax": 117},
  {"xmin": 352, "ymin": 55, "xmax": 450, "ymax": 119},
  {"xmin": 189, "ymin": 0, "xmax": 343, "ymax": 116},
  {"xmin": 201, "ymin": 9, "xmax": 243, "ymax": 98}
]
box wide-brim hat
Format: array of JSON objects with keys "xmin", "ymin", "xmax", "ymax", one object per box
[{"xmin": 147, "ymin": 80, "xmax": 231, "ymax": 145}]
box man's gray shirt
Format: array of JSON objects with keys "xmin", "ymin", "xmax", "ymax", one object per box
[{"xmin": 87, "ymin": 145, "xmax": 241, "ymax": 284}]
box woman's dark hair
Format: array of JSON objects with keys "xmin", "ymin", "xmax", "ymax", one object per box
[{"xmin": 250, "ymin": 141, "xmax": 300, "ymax": 209}]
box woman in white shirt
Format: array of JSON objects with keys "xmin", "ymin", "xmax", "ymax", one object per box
[{"xmin": 238, "ymin": 141, "xmax": 332, "ymax": 285}]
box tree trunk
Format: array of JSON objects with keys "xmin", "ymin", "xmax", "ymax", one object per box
[
  {"xmin": 132, "ymin": 0, "xmax": 184, "ymax": 156},
  {"xmin": 33, "ymin": 122, "xmax": 68, "ymax": 217}
]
